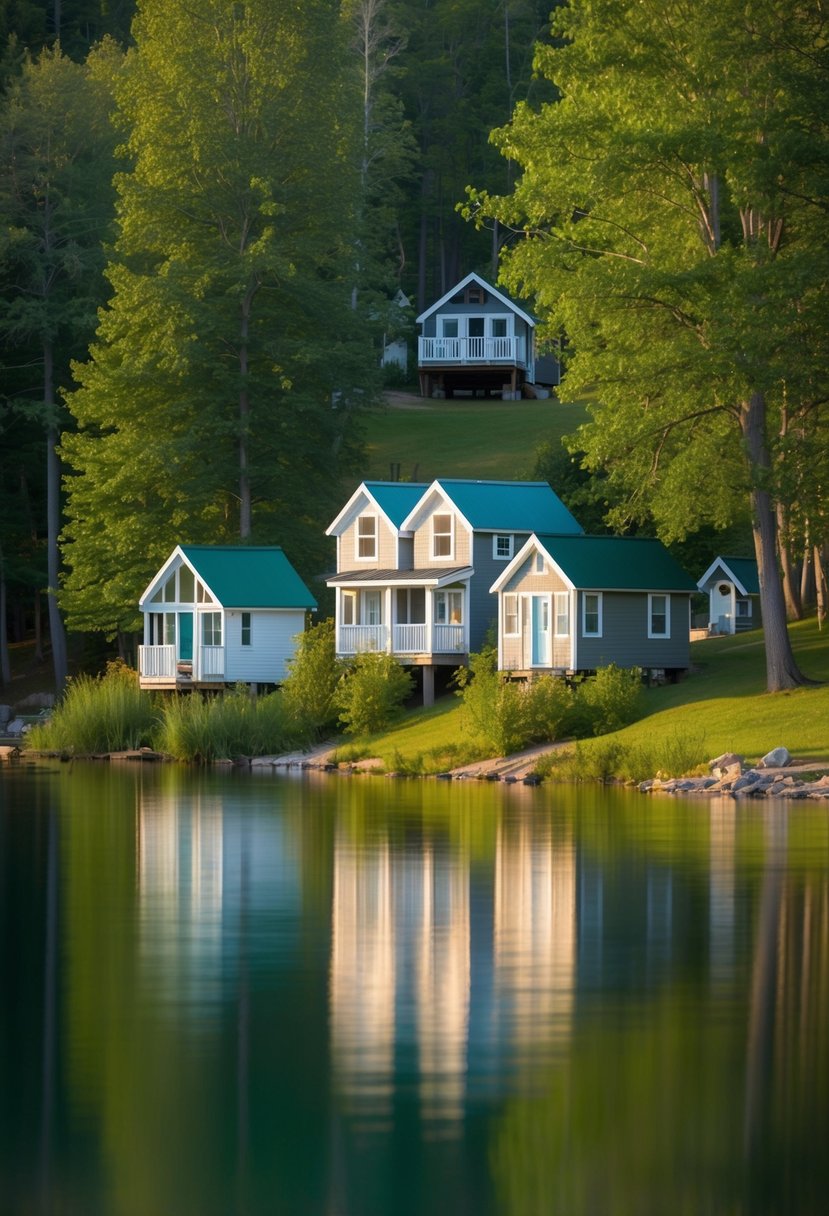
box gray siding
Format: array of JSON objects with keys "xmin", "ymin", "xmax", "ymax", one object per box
[
  {"xmin": 576, "ymin": 592, "xmax": 690, "ymax": 670},
  {"xmin": 470, "ymin": 533, "xmax": 531, "ymax": 652},
  {"xmin": 422, "ymin": 302, "xmax": 531, "ymax": 340},
  {"xmin": 224, "ymin": 610, "xmax": 306, "ymax": 683}
]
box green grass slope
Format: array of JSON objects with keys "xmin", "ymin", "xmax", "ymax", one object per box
[
  {"xmin": 363, "ymin": 394, "xmax": 586, "ymax": 482},
  {"xmin": 334, "ymin": 618, "xmax": 829, "ymax": 776}
]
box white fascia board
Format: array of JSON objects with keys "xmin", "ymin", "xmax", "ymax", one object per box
[
  {"xmin": 400, "ymin": 480, "xmax": 474, "ymax": 535},
  {"xmin": 326, "ymin": 567, "xmax": 474, "ymax": 589},
  {"xmin": 415, "ymin": 271, "xmax": 536, "ymax": 330},
  {"xmin": 489, "ymin": 535, "xmax": 576, "ymax": 595},
  {"xmin": 138, "ymin": 545, "xmax": 183, "ymax": 608},
  {"xmin": 697, "ymin": 556, "xmax": 749, "ymax": 596},
  {"xmin": 326, "ymin": 483, "xmax": 401, "ymax": 539}
]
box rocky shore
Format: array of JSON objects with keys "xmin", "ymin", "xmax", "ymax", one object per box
[{"xmin": 640, "ymin": 747, "xmax": 829, "ymax": 800}]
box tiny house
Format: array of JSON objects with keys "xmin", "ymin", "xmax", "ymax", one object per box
[
  {"xmin": 138, "ymin": 546, "xmax": 316, "ymax": 690},
  {"xmin": 697, "ymin": 556, "xmax": 760, "ymax": 634},
  {"xmin": 491, "ymin": 534, "xmax": 697, "ymax": 678}
]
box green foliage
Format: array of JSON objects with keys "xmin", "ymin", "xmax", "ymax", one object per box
[
  {"xmin": 280, "ymin": 618, "xmax": 345, "ymax": 737},
  {"xmin": 26, "ymin": 660, "xmax": 157, "ymax": 754},
  {"xmin": 154, "ymin": 686, "xmax": 303, "ymax": 763},
  {"xmin": 571, "ymin": 665, "xmax": 644, "ymax": 738},
  {"xmin": 334, "ymin": 651, "xmax": 414, "ymax": 736},
  {"xmin": 456, "ymin": 648, "xmax": 574, "ymax": 756}
]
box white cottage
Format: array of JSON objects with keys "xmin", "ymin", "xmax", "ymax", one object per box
[
  {"xmin": 138, "ymin": 546, "xmax": 316, "ymax": 690},
  {"xmin": 697, "ymin": 556, "xmax": 760, "ymax": 634}
]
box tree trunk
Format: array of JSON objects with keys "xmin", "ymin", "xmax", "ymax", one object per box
[
  {"xmin": 799, "ymin": 541, "xmax": 814, "ymax": 611},
  {"xmin": 740, "ymin": 392, "xmax": 809, "ymax": 690},
  {"xmin": 0, "ymin": 546, "xmax": 10, "ymax": 687},
  {"xmin": 44, "ymin": 342, "xmax": 68, "ymax": 692},
  {"xmin": 776, "ymin": 502, "xmax": 802, "ymax": 619},
  {"xmin": 815, "ymin": 545, "xmax": 827, "ymax": 628}
]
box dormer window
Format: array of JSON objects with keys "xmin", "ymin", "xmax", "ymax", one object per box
[
  {"xmin": 356, "ymin": 514, "xmax": 377, "ymax": 560},
  {"xmin": 432, "ymin": 513, "xmax": 454, "ymax": 559}
]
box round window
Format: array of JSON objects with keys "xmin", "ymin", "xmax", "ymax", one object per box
[{"xmin": 717, "ymin": 583, "xmax": 730, "ymax": 595}]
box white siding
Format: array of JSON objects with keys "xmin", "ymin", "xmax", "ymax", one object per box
[{"xmin": 224, "ymin": 610, "xmax": 306, "ymax": 683}]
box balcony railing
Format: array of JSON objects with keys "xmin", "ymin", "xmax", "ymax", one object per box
[
  {"xmin": 338, "ymin": 622, "xmax": 466, "ymax": 657},
  {"xmin": 394, "ymin": 623, "xmax": 427, "ymax": 653},
  {"xmin": 138, "ymin": 645, "xmax": 176, "ymax": 679},
  {"xmin": 197, "ymin": 646, "xmax": 225, "ymax": 680},
  {"xmin": 418, "ymin": 335, "xmax": 526, "ymax": 366},
  {"xmin": 339, "ymin": 625, "xmax": 388, "ymax": 654},
  {"xmin": 433, "ymin": 624, "xmax": 465, "ymax": 653}
]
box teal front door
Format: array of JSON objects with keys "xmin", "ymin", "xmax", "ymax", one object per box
[
  {"xmin": 179, "ymin": 613, "xmax": 193, "ymax": 661},
  {"xmin": 531, "ymin": 596, "xmax": 549, "ymax": 666}
]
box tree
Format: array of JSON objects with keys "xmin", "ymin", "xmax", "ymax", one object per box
[
  {"xmin": 470, "ymin": 0, "xmax": 829, "ymax": 691},
  {"xmin": 0, "ymin": 41, "xmax": 121, "ymax": 687},
  {"xmin": 61, "ymin": 0, "xmax": 373, "ymax": 641}
]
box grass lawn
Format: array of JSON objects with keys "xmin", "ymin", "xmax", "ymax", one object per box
[
  {"xmin": 334, "ymin": 617, "xmax": 829, "ymax": 776},
  {"xmin": 362, "ymin": 394, "xmax": 586, "ymax": 482}
]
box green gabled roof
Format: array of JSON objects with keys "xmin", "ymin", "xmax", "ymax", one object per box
[
  {"xmin": 718, "ymin": 556, "xmax": 760, "ymax": 595},
  {"xmin": 179, "ymin": 546, "xmax": 317, "ymax": 609},
  {"xmin": 536, "ymin": 534, "xmax": 697, "ymax": 591},
  {"xmin": 364, "ymin": 481, "xmax": 429, "ymax": 527},
  {"xmin": 436, "ymin": 480, "xmax": 583, "ymax": 534}
]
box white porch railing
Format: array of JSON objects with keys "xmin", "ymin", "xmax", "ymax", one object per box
[
  {"xmin": 138, "ymin": 645, "xmax": 176, "ymax": 679},
  {"xmin": 339, "ymin": 625, "xmax": 389, "ymax": 654},
  {"xmin": 394, "ymin": 623, "xmax": 427, "ymax": 653},
  {"xmin": 418, "ymin": 336, "xmax": 526, "ymax": 366},
  {"xmin": 433, "ymin": 624, "xmax": 466, "ymax": 653},
  {"xmin": 197, "ymin": 646, "xmax": 225, "ymax": 680}
]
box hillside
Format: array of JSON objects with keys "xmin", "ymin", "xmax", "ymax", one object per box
[{"xmin": 362, "ymin": 392, "xmax": 587, "ymax": 483}]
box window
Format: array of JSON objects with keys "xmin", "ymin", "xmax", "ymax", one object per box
[
  {"xmin": 534, "ymin": 552, "xmax": 545, "ymax": 574},
  {"xmin": 491, "ymin": 317, "xmax": 508, "ymax": 338},
  {"xmin": 163, "ymin": 575, "xmax": 174, "ymax": 602},
  {"xmin": 342, "ymin": 591, "xmax": 356, "ymax": 626},
  {"xmin": 164, "ymin": 614, "xmax": 176, "ymax": 645},
  {"xmin": 434, "ymin": 590, "xmax": 463, "ymax": 625},
  {"xmin": 583, "ymin": 592, "xmax": 602, "ymax": 637},
  {"xmin": 241, "ymin": 612, "xmax": 251, "ymax": 646},
  {"xmin": 440, "ymin": 317, "xmax": 459, "ymax": 338},
  {"xmin": 432, "ymin": 513, "xmax": 453, "ymax": 558},
  {"xmin": 736, "ymin": 598, "xmax": 751, "ymax": 618},
  {"xmin": 555, "ymin": 593, "xmax": 570, "ymax": 637},
  {"xmin": 356, "ymin": 514, "xmax": 377, "ymax": 559},
  {"xmin": 493, "ymin": 534, "xmax": 514, "ymax": 560},
  {"xmin": 202, "ymin": 612, "xmax": 222, "ymax": 647},
  {"xmin": 365, "ymin": 591, "xmax": 381, "ymax": 626},
  {"xmin": 648, "ymin": 593, "xmax": 670, "ymax": 638},
  {"xmin": 178, "ymin": 566, "xmax": 194, "ymax": 602},
  {"xmin": 468, "ymin": 316, "xmax": 485, "ymax": 338},
  {"xmin": 504, "ymin": 594, "xmax": 519, "ymax": 636}
]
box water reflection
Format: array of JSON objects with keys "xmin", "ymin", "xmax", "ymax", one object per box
[{"xmin": 0, "ymin": 765, "xmax": 827, "ymax": 1216}]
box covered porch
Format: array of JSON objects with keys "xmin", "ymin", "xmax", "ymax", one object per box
[
  {"xmin": 327, "ymin": 567, "xmax": 473, "ymax": 664},
  {"xmin": 138, "ymin": 607, "xmax": 226, "ymax": 689}
]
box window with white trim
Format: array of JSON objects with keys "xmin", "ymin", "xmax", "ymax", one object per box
[
  {"xmin": 504, "ymin": 594, "xmax": 519, "ymax": 636},
  {"xmin": 202, "ymin": 612, "xmax": 222, "ymax": 647},
  {"xmin": 583, "ymin": 592, "xmax": 602, "ymax": 637},
  {"xmin": 555, "ymin": 592, "xmax": 570, "ymax": 637},
  {"xmin": 342, "ymin": 591, "xmax": 356, "ymax": 625},
  {"xmin": 736, "ymin": 598, "xmax": 751, "ymax": 618},
  {"xmin": 241, "ymin": 612, "xmax": 251, "ymax": 646},
  {"xmin": 493, "ymin": 534, "xmax": 514, "ymax": 560},
  {"xmin": 434, "ymin": 589, "xmax": 463, "ymax": 624},
  {"xmin": 648, "ymin": 593, "xmax": 670, "ymax": 638},
  {"xmin": 432, "ymin": 513, "xmax": 454, "ymax": 559},
  {"xmin": 356, "ymin": 514, "xmax": 377, "ymax": 560},
  {"xmin": 534, "ymin": 552, "xmax": 545, "ymax": 574}
]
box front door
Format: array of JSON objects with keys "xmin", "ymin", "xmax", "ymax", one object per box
[
  {"xmin": 531, "ymin": 596, "xmax": 550, "ymax": 666},
  {"xmin": 179, "ymin": 612, "xmax": 193, "ymax": 661}
]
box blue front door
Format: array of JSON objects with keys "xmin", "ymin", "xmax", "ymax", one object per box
[
  {"xmin": 531, "ymin": 596, "xmax": 549, "ymax": 666},
  {"xmin": 179, "ymin": 613, "xmax": 193, "ymax": 661}
]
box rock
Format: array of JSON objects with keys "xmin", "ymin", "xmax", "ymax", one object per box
[
  {"xmin": 5, "ymin": 718, "xmax": 26, "ymax": 738},
  {"xmin": 15, "ymin": 692, "xmax": 55, "ymax": 710},
  {"xmin": 523, "ymin": 773, "xmax": 542, "ymax": 786},
  {"xmin": 709, "ymin": 752, "xmax": 744, "ymax": 774},
  {"xmin": 0, "ymin": 705, "xmax": 12, "ymax": 727},
  {"xmin": 758, "ymin": 746, "xmax": 792, "ymax": 768}
]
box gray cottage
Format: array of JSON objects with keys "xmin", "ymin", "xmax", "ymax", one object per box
[
  {"xmin": 491, "ymin": 533, "xmax": 697, "ymax": 678},
  {"xmin": 697, "ymin": 556, "xmax": 760, "ymax": 634},
  {"xmin": 416, "ymin": 271, "xmax": 556, "ymax": 399}
]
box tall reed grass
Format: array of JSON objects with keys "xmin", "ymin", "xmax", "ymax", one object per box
[
  {"xmin": 27, "ymin": 662, "xmax": 157, "ymax": 754},
  {"xmin": 154, "ymin": 686, "xmax": 305, "ymax": 762}
]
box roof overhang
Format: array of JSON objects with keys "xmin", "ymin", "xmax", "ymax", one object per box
[
  {"xmin": 325, "ymin": 483, "xmax": 408, "ymax": 538},
  {"xmin": 327, "ymin": 566, "xmax": 474, "ymax": 589},
  {"xmin": 490, "ymin": 535, "xmax": 576, "ymax": 595},
  {"xmin": 415, "ymin": 271, "xmax": 536, "ymax": 329},
  {"xmin": 139, "ymin": 546, "xmax": 221, "ymax": 610}
]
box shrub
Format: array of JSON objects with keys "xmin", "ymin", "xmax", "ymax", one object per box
[
  {"xmin": 155, "ymin": 686, "xmax": 303, "ymax": 762},
  {"xmin": 457, "ymin": 651, "xmax": 574, "ymax": 756},
  {"xmin": 334, "ymin": 652, "xmax": 414, "ymax": 735},
  {"xmin": 26, "ymin": 661, "xmax": 157, "ymax": 754},
  {"xmin": 524, "ymin": 674, "xmax": 574, "ymax": 744},
  {"xmin": 280, "ymin": 618, "xmax": 344, "ymax": 736},
  {"xmin": 571, "ymin": 664, "xmax": 644, "ymax": 736}
]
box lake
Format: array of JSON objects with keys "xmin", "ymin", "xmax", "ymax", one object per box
[{"xmin": 1, "ymin": 760, "xmax": 827, "ymax": 1215}]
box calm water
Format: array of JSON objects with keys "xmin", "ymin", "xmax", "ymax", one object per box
[{"xmin": 1, "ymin": 761, "xmax": 827, "ymax": 1216}]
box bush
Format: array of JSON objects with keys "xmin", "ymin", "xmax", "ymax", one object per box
[
  {"xmin": 524, "ymin": 674, "xmax": 574, "ymax": 744},
  {"xmin": 456, "ymin": 651, "xmax": 573, "ymax": 756},
  {"xmin": 154, "ymin": 686, "xmax": 303, "ymax": 762},
  {"xmin": 26, "ymin": 661, "xmax": 157, "ymax": 754},
  {"xmin": 334, "ymin": 652, "xmax": 414, "ymax": 735},
  {"xmin": 571, "ymin": 664, "xmax": 644, "ymax": 736},
  {"xmin": 281, "ymin": 618, "xmax": 344, "ymax": 736}
]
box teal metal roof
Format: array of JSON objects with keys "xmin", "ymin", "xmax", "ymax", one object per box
[
  {"xmin": 180, "ymin": 546, "xmax": 317, "ymax": 609},
  {"xmin": 364, "ymin": 482, "xmax": 429, "ymax": 527},
  {"xmin": 437, "ymin": 480, "xmax": 583, "ymax": 534},
  {"xmin": 536, "ymin": 534, "xmax": 697, "ymax": 591},
  {"xmin": 718, "ymin": 556, "xmax": 760, "ymax": 595}
]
